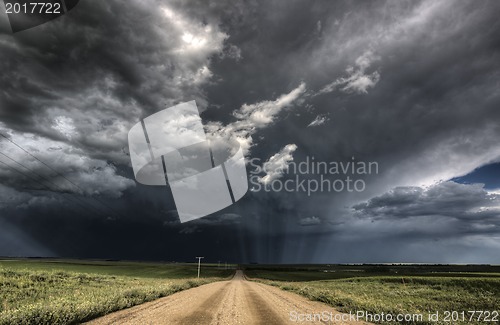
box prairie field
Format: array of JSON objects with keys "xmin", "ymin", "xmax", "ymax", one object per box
[
  {"xmin": 2, "ymin": 260, "xmax": 500, "ymax": 325},
  {"xmin": 245, "ymin": 264, "xmax": 500, "ymax": 325},
  {"xmin": 0, "ymin": 259, "xmax": 233, "ymax": 325}
]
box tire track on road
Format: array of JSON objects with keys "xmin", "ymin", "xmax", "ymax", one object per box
[{"xmin": 86, "ymin": 271, "xmax": 371, "ymax": 325}]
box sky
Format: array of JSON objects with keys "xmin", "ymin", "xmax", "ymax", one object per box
[{"xmin": 1, "ymin": 0, "xmax": 500, "ymax": 263}]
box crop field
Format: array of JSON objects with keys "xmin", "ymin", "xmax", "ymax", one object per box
[
  {"xmin": 0, "ymin": 259, "xmax": 234, "ymax": 325},
  {"xmin": 245, "ymin": 264, "xmax": 500, "ymax": 324}
]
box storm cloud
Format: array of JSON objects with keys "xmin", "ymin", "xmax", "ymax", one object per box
[{"xmin": 1, "ymin": 0, "xmax": 500, "ymax": 263}]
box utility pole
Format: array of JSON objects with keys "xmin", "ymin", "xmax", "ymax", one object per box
[
  {"xmin": 196, "ymin": 257, "xmax": 204, "ymax": 278},
  {"xmin": 218, "ymin": 261, "xmax": 221, "ymax": 269}
]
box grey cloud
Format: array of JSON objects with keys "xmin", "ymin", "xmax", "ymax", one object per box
[
  {"xmin": 177, "ymin": 213, "xmax": 243, "ymax": 234},
  {"xmin": 220, "ymin": 44, "xmax": 243, "ymax": 62},
  {"xmin": 299, "ymin": 216, "xmax": 321, "ymax": 226},
  {"xmin": 257, "ymin": 144, "xmax": 297, "ymax": 185},
  {"xmin": 307, "ymin": 115, "xmax": 329, "ymax": 127},
  {"xmin": 0, "ymin": 127, "xmax": 135, "ymax": 198},
  {"xmin": 189, "ymin": 213, "xmax": 243, "ymax": 226},
  {"xmin": 205, "ymin": 83, "xmax": 306, "ymax": 153},
  {"xmin": 282, "ymin": 0, "xmax": 500, "ymax": 200},
  {"xmin": 353, "ymin": 181, "xmax": 500, "ymax": 224},
  {"xmin": 0, "ymin": 184, "xmax": 32, "ymax": 210},
  {"xmin": 317, "ymin": 50, "xmax": 380, "ymax": 95},
  {"xmin": 179, "ymin": 226, "xmax": 201, "ymax": 235}
]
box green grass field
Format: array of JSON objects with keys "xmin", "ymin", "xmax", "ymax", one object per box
[
  {"xmin": 0, "ymin": 259, "xmax": 234, "ymax": 325},
  {"xmin": 3, "ymin": 260, "xmax": 499, "ymax": 325},
  {"xmin": 245, "ymin": 265, "xmax": 500, "ymax": 325}
]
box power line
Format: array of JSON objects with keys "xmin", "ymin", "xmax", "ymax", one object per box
[
  {"xmin": 0, "ymin": 154, "xmax": 106, "ymax": 218},
  {"xmin": 0, "ymin": 158, "xmax": 92, "ymax": 218},
  {"xmin": 0, "ymin": 132, "xmax": 123, "ymax": 219},
  {"xmin": 0, "ymin": 151, "xmax": 110, "ymax": 218}
]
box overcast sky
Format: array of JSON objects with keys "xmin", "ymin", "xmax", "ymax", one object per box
[{"xmin": 1, "ymin": 0, "xmax": 500, "ymax": 263}]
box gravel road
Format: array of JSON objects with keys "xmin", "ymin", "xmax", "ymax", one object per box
[{"xmin": 86, "ymin": 271, "xmax": 369, "ymax": 324}]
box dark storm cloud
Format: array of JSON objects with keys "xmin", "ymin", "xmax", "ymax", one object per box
[
  {"xmin": 1, "ymin": 0, "xmax": 500, "ymax": 263},
  {"xmin": 199, "ymin": 0, "xmax": 500, "ymax": 262},
  {"xmin": 0, "ymin": 0, "xmax": 228, "ymax": 150},
  {"xmin": 210, "ymin": 0, "xmax": 500, "ymax": 176},
  {"xmin": 0, "ymin": 0, "xmax": 234, "ymax": 257},
  {"xmin": 209, "ymin": 0, "xmax": 500, "ymax": 207},
  {"xmin": 0, "ymin": 0, "xmax": 229, "ymax": 197}
]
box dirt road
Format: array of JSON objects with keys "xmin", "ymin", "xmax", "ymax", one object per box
[{"xmin": 86, "ymin": 271, "xmax": 369, "ymax": 324}]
